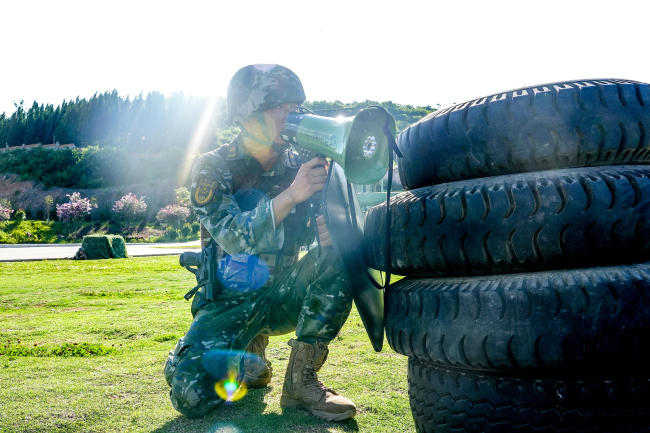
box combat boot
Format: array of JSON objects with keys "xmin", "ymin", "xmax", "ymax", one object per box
[
  {"xmin": 280, "ymin": 338, "xmax": 356, "ymax": 421},
  {"xmin": 242, "ymin": 334, "xmax": 272, "ymax": 388}
]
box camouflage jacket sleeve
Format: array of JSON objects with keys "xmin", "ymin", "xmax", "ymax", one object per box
[{"xmin": 191, "ymin": 152, "xmax": 284, "ymax": 255}]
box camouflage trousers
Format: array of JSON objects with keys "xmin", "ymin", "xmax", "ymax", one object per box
[{"xmin": 164, "ymin": 246, "xmax": 353, "ymax": 418}]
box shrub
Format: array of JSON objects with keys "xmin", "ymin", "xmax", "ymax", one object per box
[
  {"xmin": 166, "ymin": 228, "xmax": 179, "ymax": 240},
  {"xmin": 14, "ymin": 210, "xmax": 25, "ymax": 222},
  {"xmin": 180, "ymin": 225, "xmax": 191, "ymax": 237},
  {"xmin": 191, "ymin": 221, "xmax": 200, "ymax": 234},
  {"xmin": 175, "ymin": 187, "xmax": 191, "ymax": 207},
  {"xmin": 81, "ymin": 235, "xmax": 128, "ymax": 259},
  {"xmin": 49, "ymin": 210, "xmax": 58, "ymax": 221},
  {"xmin": 35, "ymin": 210, "xmax": 45, "ymax": 220},
  {"xmin": 112, "ymin": 193, "xmax": 147, "ymax": 223},
  {"xmin": 0, "ymin": 204, "xmax": 13, "ymax": 221},
  {"xmin": 44, "ymin": 195, "xmax": 54, "ymax": 221},
  {"xmin": 56, "ymin": 192, "xmax": 93, "ymax": 223},
  {"xmin": 153, "ymin": 220, "xmax": 162, "ymax": 229},
  {"xmin": 156, "ymin": 204, "xmax": 190, "ymax": 228},
  {"xmin": 24, "ymin": 209, "xmax": 32, "ymax": 219}
]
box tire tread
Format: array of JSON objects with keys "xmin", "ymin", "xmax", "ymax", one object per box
[
  {"xmin": 398, "ymin": 79, "xmax": 650, "ymax": 189},
  {"xmin": 386, "ymin": 263, "xmax": 650, "ymax": 373}
]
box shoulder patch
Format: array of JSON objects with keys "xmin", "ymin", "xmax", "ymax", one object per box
[{"xmin": 193, "ymin": 176, "xmax": 219, "ymax": 206}]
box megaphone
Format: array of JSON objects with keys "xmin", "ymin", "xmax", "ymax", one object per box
[{"xmin": 281, "ymin": 107, "xmax": 396, "ymax": 185}]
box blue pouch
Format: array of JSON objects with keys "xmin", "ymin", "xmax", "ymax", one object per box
[{"xmin": 217, "ymin": 254, "xmax": 271, "ymax": 292}]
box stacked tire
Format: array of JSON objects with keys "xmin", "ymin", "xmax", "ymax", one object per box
[{"xmin": 363, "ymin": 79, "xmax": 650, "ymax": 432}]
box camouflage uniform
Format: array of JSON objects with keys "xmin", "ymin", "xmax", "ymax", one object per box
[{"xmin": 164, "ymin": 135, "xmax": 354, "ymax": 418}]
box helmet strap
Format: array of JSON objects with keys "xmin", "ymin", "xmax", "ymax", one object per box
[{"xmin": 240, "ymin": 112, "xmax": 275, "ymax": 148}]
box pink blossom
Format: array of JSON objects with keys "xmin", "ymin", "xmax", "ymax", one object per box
[
  {"xmin": 56, "ymin": 192, "xmax": 92, "ymax": 223},
  {"xmin": 112, "ymin": 193, "xmax": 147, "ymax": 220},
  {"xmin": 0, "ymin": 205, "xmax": 12, "ymax": 221},
  {"xmin": 156, "ymin": 204, "xmax": 190, "ymax": 227}
]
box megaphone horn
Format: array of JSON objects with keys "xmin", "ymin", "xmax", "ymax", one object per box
[{"xmin": 281, "ymin": 107, "xmax": 396, "ymax": 185}]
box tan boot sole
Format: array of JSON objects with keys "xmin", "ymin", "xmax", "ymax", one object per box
[{"xmin": 280, "ymin": 397, "xmax": 356, "ymax": 422}]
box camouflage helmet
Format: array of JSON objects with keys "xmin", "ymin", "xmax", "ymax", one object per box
[{"xmin": 227, "ymin": 64, "xmax": 306, "ymax": 123}]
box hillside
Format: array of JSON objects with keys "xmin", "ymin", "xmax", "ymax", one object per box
[
  {"xmin": 0, "ymin": 174, "xmax": 175, "ymax": 221},
  {"xmin": 0, "ymin": 94, "xmax": 433, "ymax": 191}
]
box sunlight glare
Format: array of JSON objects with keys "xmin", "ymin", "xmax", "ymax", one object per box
[{"xmin": 177, "ymin": 97, "xmax": 222, "ymax": 187}]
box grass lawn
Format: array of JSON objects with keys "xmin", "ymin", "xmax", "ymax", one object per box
[{"xmin": 0, "ymin": 256, "xmax": 414, "ymax": 433}]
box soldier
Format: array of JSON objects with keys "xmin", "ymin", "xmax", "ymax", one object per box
[{"xmin": 164, "ymin": 64, "xmax": 356, "ymax": 422}]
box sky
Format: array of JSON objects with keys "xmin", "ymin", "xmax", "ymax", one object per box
[{"xmin": 1, "ymin": 0, "xmax": 649, "ymax": 117}]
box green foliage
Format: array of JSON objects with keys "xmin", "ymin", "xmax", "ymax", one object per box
[
  {"xmin": 175, "ymin": 187, "xmax": 190, "ymax": 207},
  {"xmin": 0, "ymin": 92, "xmax": 224, "ymax": 151},
  {"xmin": 0, "ymin": 341, "xmax": 117, "ymax": 358},
  {"xmin": 191, "ymin": 221, "xmax": 200, "ymax": 234},
  {"xmin": 166, "ymin": 228, "xmax": 179, "ymax": 240},
  {"xmin": 0, "ymin": 146, "xmax": 128, "ymax": 188},
  {"xmin": 81, "ymin": 235, "xmax": 128, "ymax": 259},
  {"xmin": 215, "ymin": 126, "xmax": 240, "ymax": 148},
  {"xmin": 0, "ymin": 220, "xmax": 63, "ymax": 243},
  {"xmin": 180, "ymin": 224, "xmax": 191, "ymax": 237},
  {"xmin": 43, "ymin": 195, "xmax": 53, "ymax": 217},
  {"xmin": 13, "ymin": 209, "xmax": 25, "ymax": 222},
  {"xmin": 0, "ymin": 91, "xmax": 434, "ymax": 191}
]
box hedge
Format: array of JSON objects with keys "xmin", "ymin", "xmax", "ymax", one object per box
[{"xmin": 81, "ymin": 235, "xmax": 128, "ymax": 259}]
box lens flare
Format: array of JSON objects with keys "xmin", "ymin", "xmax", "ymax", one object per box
[
  {"xmin": 215, "ymin": 370, "xmax": 248, "ymax": 402},
  {"xmin": 177, "ymin": 97, "xmax": 223, "ymax": 187}
]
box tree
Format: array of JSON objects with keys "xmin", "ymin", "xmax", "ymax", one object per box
[
  {"xmin": 156, "ymin": 204, "xmax": 190, "ymax": 228},
  {"xmin": 44, "ymin": 195, "xmax": 53, "ymax": 221},
  {"xmin": 0, "ymin": 202, "xmax": 12, "ymax": 221},
  {"xmin": 56, "ymin": 192, "xmax": 93, "ymax": 223},
  {"xmin": 112, "ymin": 193, "xmax": 147, "ymax": 223},
  {"xmin": 175, "ymin": 187, "xmax": 191, "ymax": 207}
]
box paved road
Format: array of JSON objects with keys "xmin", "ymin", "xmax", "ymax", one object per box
[{"xmin": 0, "ymin": 240, "xmax": 202, "ymax": 262}]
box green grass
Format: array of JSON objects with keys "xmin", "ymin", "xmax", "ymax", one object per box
[{"xmin": 0, "ymin": 256, "xmax": 414, "ymax": 433}]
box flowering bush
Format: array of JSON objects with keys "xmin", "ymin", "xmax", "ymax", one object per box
[
  {"xmin": 175, "ymin": 187, "xmax": 191, "ymax": 207},
  {"xmin": 156, "ymin": 204, "xmax": 190, "ymax": 228},
  {"xmin": 0, "ymin": 204, "xmax": 13, "ymax": 221},
  {"xmin": 56, "ymin": 192, "xmax": 93, "ymax": 223},
  {"xmin": 112, "ymin": 193, "xmax": 147, "ymax": 223}
]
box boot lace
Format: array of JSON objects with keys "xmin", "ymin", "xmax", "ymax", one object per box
[{"xmin": 303, "ymin": 365, "xmax": 332, "ymax": 392}]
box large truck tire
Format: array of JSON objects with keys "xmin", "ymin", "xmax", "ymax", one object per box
[
  {"xmin": 408, "ymin": 359, "xmax": 650, "ymax": 433},
  {"xmin": 397, "ymin": 79, "xmax": 650, "ymax": 190},
  {"xmin": 365, "ymin": 166, "xmax": 650, "ymax": 278},
  {"xmin": 385, "ymin": 263, "xmax": 650, "ymax": 373}
]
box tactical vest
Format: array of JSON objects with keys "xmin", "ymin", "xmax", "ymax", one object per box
[{"xmin": 200, "ymin": 141, "xmax": 311, "ymax": 287}]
